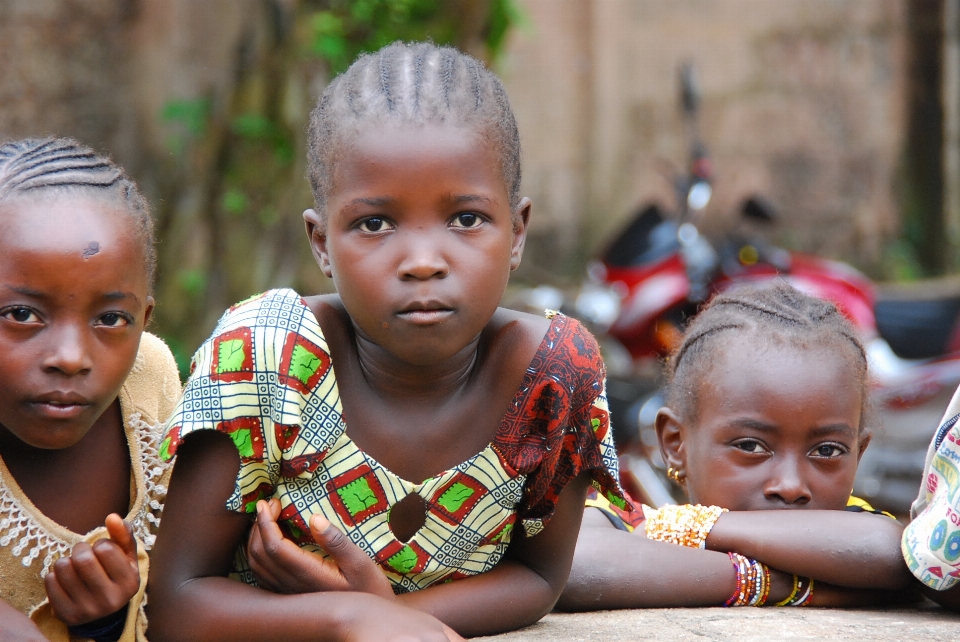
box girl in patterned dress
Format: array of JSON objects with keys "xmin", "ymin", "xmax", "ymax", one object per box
[
  {"xmin": 147, "ymin": 42, "xmax": 627, "ymax": 641},
  {"xmin": 0, "ymin": 138, "xmax": 181, "ymax": 642},
  {"xmin": 561, "ymin": 283, "xmax": 916, "ymax": 610},
  {"xmin": 902, "ymin": 385, "xmax": 960, "ymax": 608}
]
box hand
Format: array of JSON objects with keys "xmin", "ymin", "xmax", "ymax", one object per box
[
  {"xmin": 44, "ymin": 513, "xmax": 140, "ymax": 626},
  {"xmin": 340, "ymin": 594, "xmax": 464, "ymax": 642},
  {"xmin": 0, "ymin": 598, "xmax": 48, "ymax": 642},
  {"xmin": 248, "ymin": 499, "xmax": 395, "ymax": 600}
]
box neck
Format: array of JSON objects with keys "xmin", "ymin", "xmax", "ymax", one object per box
[{"xmin": 352, "ymin": 327, "xmax": 481, "ymax": 400}]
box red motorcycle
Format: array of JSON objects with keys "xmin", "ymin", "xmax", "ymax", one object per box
[{"xmin": 568, "ymin": 65, "xmax": 960, "ymax": 513}]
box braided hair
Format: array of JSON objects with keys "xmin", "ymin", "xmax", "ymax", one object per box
[
  {"xmin": 665, "ymin": 282, "xmax": 870, "ymax": 430},
  {"xmin": 0, "ymin": 137, "xmax": 156, "ymax": 291},
  {"xmin": 307, "ymin": 42, "xmax": 522, "ymax": 220}
]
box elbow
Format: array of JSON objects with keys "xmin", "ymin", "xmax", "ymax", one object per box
[
  {"xmin": 864, "ymin": 520, "xmax": 913, "ymax": 590},
  {"xmin": 145, "ymin": 577, "xmax": 200, "ymax": 642}
]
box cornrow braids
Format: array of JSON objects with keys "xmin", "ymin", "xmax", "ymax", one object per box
[
  {"xmin": 307, "ymin": 41, "xmax": 522, "ymax": 220},
  {"xmin": 0, "ymin": 137, "xmax": 156, "ymax": 291},
  {"xmin": 665, "ymin": 281, "xmax": 870, "ymax": 430}
]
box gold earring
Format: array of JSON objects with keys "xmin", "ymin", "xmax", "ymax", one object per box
[{"xmin": 667, "ymin": 467, "xmax": 686, "ymax": 485}]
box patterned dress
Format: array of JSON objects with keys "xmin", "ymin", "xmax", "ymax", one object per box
[
  {"xmin": 903, "ymin": 385, "xmax": 960, "ymax": 590},
  {"xmin": 160, "ymin": 289, "xmax": 627, "ymax": 593},
  {"xmin": 0, "ymin": 333, "xmax": 182, "ymax": 642}
]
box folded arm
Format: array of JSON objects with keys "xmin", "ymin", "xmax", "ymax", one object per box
[
  {"xmin": 146, "ymin": 431, "xmax": 459, "ymax": 642},
  {"xmin": 705, "ymin": 510, "xmax": 913, "ymax": 590}
]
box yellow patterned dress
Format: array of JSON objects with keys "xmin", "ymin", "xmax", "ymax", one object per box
[{"xmin": 160, "ymin": 289, "xmax": 627, "ymax": 593}]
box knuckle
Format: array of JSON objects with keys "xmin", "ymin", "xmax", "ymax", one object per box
[{"xmin": 323, "ymin": 527, "xmax": 348, "ymax": 551}]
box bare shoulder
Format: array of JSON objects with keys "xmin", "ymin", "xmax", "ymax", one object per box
[
  {"xmin": 486, "ymin": 307, "xmax": 553, "ymax": 352},
  {"xmin": 302, "ymin": 293, "xmax": 348, "ymax": 326}
]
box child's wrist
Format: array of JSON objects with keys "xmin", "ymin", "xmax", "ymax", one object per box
[
  {"xmin": 66, "ymin": 606, "xmax": 128, "ymax": 642},
  {"xmin": 766, "ymin": 569, "xmax": 795, "ymax": 604}
]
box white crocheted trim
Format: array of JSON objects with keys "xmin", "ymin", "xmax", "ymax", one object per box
[
  {"xmin": 0, "ymin": 484, "xmax": 73, "ymax": 576},
  {"xmin": 130, "ymin": 413, "xmax": 170, "ymax": 549},
  {"xmin": 0, "ymin": 414, "xmax": 170, "ymax": 575}
]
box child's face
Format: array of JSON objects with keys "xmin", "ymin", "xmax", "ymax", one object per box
[
  {"xmin": 305, "ymin": 122, "xmax": 530, "ymax": 366},
  {"xmin": 0, "ymin": 194, "xmax": 153, "ymax": 450},
  {"xmin": 657, "ymin": 340, "xmax": 867, "ymax": 511}
]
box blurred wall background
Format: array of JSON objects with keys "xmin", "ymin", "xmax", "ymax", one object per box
[{"xmin": 0, "ymin": 0, "xmax": 955, "ymax": 369}]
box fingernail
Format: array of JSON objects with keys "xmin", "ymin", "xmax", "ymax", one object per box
[{"xmin": 311, "ymin": 514, "xmax": 330, "ymax": 532}]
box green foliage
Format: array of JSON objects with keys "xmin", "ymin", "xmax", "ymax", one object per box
[
  {"xmin": 161, "ymin": 98, "xmax": 211, "ymax": 154},
  {"xmin": 304, "ymin": 0, "xmax": 522, "ymax": 72},
  {"xmin": 486, "ymin": 0, "xmax": 524, "ymax": 60}
]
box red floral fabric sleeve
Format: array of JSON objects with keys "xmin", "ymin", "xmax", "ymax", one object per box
[{"xmin": 492, "ymin": 314, "xmax": 630, "ymax": 536}]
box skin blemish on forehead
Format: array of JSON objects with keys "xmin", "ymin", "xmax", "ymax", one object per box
[{"xmin": 82, "ymin": 241, "xmax": 101, "ymax": 259}]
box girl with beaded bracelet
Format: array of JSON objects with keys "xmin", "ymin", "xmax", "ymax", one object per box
[{"xmin": 559, "ymin": 283, "xmax": 917, "ymax": 610}]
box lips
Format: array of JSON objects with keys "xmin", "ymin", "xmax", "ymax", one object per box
[
  {"xmin": 396, "ymin": 301, "xmax": 455, "ymax": 325},
  {"xmin": 29, "ymin": 392, "xmax": 92, "ymax": 419}
]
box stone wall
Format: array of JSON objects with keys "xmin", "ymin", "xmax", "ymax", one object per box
[{"xmin": 501, "ymin": 0, "xmax": 908, "ymax": 279}]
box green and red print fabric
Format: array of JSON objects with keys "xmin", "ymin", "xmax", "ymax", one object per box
[{"xmin": 160, "ymin": 289, "xmax": 626, "ymax": 592}]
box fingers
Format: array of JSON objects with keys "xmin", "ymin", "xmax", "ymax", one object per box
[
  {"xmin": 309, "ymin": 514, "xmax": 353, "ymax": 557},
  {"xmin": 44, "ymin": 540, "xmax": 140, "ymax": 626},
  {"xmin": 248, "ymin": 501, "xmax": 348, "ymax": 593},
  {"xmin": 44, "ymin": 567, "xmax": 81, "ymax": 625},
  {"xmin": 104, "ymin": 513, "xmax": 138, "ymax": 562},
  {"xmin": 309, "ymin": 514, "xmax": 395, "ymax": 599},
  {"xmin": 91, "ymin": 539, "xmax": 141, "ymax": 586}
]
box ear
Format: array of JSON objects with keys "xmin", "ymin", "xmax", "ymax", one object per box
[
  {"xmin": 509, "ymin": 197, "xmax": 532, "ymax": 271},
  {"xmin": 655, "ymin": 407, "xmax": 687, "ymax": 474},
  {"xmin": 143, "ymin": 296, "xmax": 155, "ymax": 328},
  {"xmin": 303, "ymin": 209, "xmax": 332, "ymax": 278},
  {"xmin": 856, "ymin": 430, "xmax": 872, "ymax": 464}
]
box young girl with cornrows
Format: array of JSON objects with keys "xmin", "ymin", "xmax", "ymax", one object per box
[
  {"xmin": 147, "ymin": 42, "xmax": 627, "ymax": 641},
  {"xmin": 0, "ymin": 138, "xmax": 181, "ymax": 641},
  {"xmin": 560, "ymin": 283, "xmax": 916, "ymax": 610}
]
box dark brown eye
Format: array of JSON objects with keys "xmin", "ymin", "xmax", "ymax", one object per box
[
  {"xmin": 814, "ymin": 444, "xmax": 844, "ymax": 458},
  {"xmin": 3, "ymin": 307, "xmax": 40, "ymax": 323},
  {"xmin": 359, "ymin": 217, "xmax": 392, "ymax": 232},
  {"xmin": 451, "ymin": 213, "xmax": 481, "ymax": 228},
  {"xmin": 97, "ymin": 313, "xmax": 131, "ymax": 327}
]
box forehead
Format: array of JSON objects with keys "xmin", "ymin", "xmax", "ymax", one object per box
[
  {"xmin": 0, "ymin": 192, "xmax": 146, "ymax": 289},
  {"xmin": 329, "ymin": 122, "xmax": 508, "ymax": 199},
  {"xmin": 0, "ymin": 191, "xmax": 137, "ymax": 251},
  {"xmin": 697, "ymin": 338, "xmax": 863, "ymax": 428}
]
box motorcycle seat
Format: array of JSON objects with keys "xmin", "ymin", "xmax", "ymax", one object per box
[{"xmin": 875, "ymin": 286, "xmax": 960, "ymax": 360}]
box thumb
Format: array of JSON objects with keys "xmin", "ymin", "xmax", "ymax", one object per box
[
  {"xmin": 104, "ymin": 513, "xmax": 138, "ymax": 562},
  {"xmin": 310, "ymin": 514, "xmax": 368, "ymax": 570}
]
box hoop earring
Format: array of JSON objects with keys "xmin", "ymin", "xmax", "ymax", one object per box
[{"xmin": 667, "ymin": 467, "xmax": 686, "ymax": 485}]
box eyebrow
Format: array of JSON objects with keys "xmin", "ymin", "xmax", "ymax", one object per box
[
  {"xmin": 6, "ymin": 285, "xmax": 45, "ymax": 298},
  {"xmin": 103, "ymin": 291, "xmax": 142, "ymax": 306},
  {"xmin": 4, "ymin": 286, "xmax": 140, "ymax": 306},
  {"xmin": 727, "ymin": 418, "xmax": 855, "ymax": 438},
  {"xmin": 449, "ymin": 194, "xmax": 495, "ymax": 205},
  {"xmin": 344, "ymin": 197, "xmax": 395, "ymax": 209}
]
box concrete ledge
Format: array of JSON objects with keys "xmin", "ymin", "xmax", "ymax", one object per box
[{"xmin": 475, "ymin": 607, "xmax": 960, "ymax": 641}]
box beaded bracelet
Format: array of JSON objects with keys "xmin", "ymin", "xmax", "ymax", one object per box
[
  {"xmin": 766, "ymin": 573, "xmax": 816, "ymax": 607},
  {"xmin": 724, "ymin": 552, "xmax": 770, "ymax": 607},
  {"xmin": 644, "ymin": 504, "xmax": 728, "ymax": 549},
  {"xmin": 774, "ymin": 574, "xmax": 801, "ymax": 606}
]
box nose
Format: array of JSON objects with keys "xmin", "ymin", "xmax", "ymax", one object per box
[
  {"xmin": 763, "ymin": 456, "xmax": 812, "ymax": 506},
  {"xmin": 42, "ymin": 323, "xmax": 94, "ymax": 376},
  {"xmin": 397, "ymin": 230, "xmax": 450, "ymax": 281}
]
